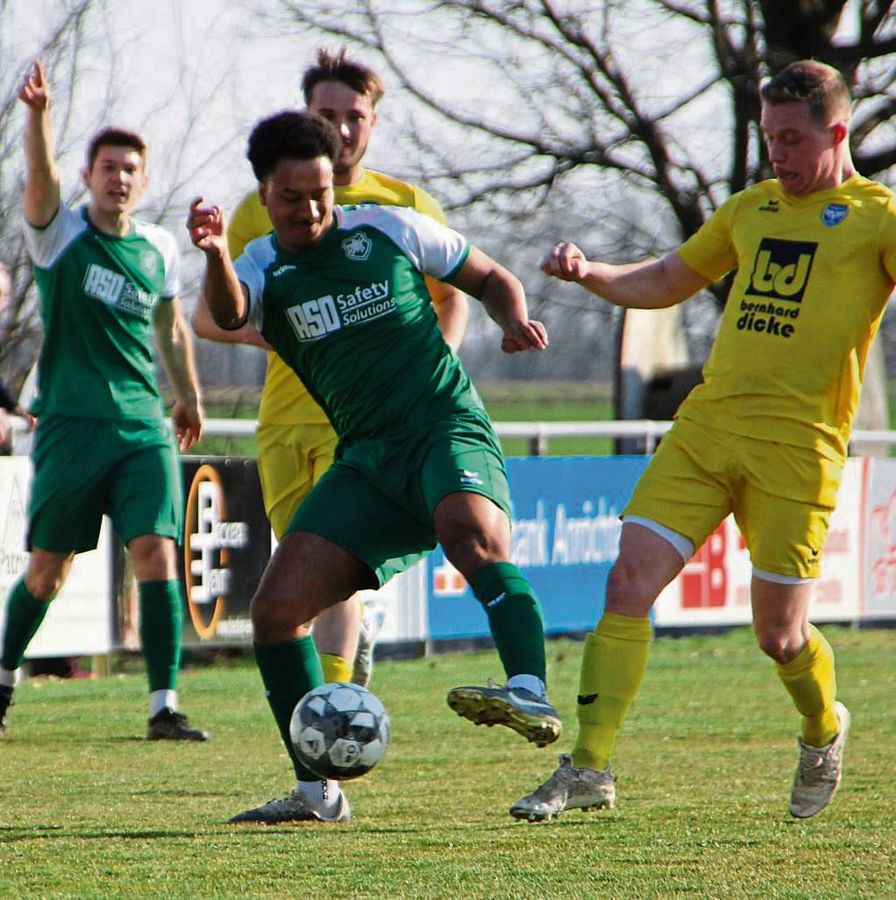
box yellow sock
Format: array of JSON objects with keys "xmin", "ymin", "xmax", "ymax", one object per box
[
  {"xmin": 572, "ymin": 612, "xmax": 652, "ymax": 771},
  {"xmin": 320, "ymin": 653, "xmax": 353, "ymax": 684},
  {"xmin": 776, "ymin": 624, "xmax": 839, "ymax": 747}
]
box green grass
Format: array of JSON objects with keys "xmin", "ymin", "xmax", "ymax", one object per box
[{"xmin": 1, "ymin": 626, "xmax": 892, "ymax": 898}]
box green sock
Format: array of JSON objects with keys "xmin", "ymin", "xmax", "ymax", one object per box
[
  {"xmin": 138, "ymin": 580, "xmax": 183, "ymax": 693},
  {"xmin": 254, "ymin": 637, "xmax": 324, "ymax": 781},
  {"xmin": 470, "ymin": 562, "xmax": 546, "ymax": 682},
  {"xmin": 1, "ymin": 579, "xmax": 51, "ymax": 671}
]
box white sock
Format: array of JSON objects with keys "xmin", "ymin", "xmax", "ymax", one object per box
[
  {"xmin": 149, "ymin": 689, "xmax": 177, "ymax": 717},
  {"xmin": 0, "ymin": 667, "xmax": 17, "ymax": 689},
  {"xmin": 507, "ymin": 674, "xmax": 546, "ymax": 698},
  {"xmin": 299, "ymin": 779, "xmax": 342, "ymax": 815}
]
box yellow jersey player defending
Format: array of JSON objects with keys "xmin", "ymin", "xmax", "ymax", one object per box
[
  {"xmin": 512, "ymin": 60, "xmax": 896, "ymax": 822},
  {"xmin": 192, "ymin": 49, "xmax": 467, "ymax": 688}
]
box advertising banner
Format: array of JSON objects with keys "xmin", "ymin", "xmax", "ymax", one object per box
[
  {"xmin": 428, "ymin": 456, "xmax": 649, "ymax": 639},
  {"xmin": 179, "ymin": 457, "xmax": 270, "ymax": 645},
  {"xmin": 0, "ymin": 457, "xmax": 113, "ymax": 658},
  {"xmin": 862, "ymin": 457, "xmax": 896, "ymax": 619}
]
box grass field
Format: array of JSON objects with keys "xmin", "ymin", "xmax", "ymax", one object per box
[{"xmin": 1, "ymin": 627, "xmax": 893, "ymax": 898}]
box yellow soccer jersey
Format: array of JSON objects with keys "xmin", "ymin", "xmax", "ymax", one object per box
[
  {"xmin": 677, "ymin": 175, "xmax": 896, "ymax": 461},
  {"xmin": 227, "ymin": 169, "xmax": 449, "ymax": 426}
]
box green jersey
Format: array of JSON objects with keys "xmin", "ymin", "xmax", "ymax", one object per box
[
  {"xmin": 23, "ymin": 204, "xmax": 180, "ymax": 421},
  {"xmin": 236, "ymin": 204, "xmax": 482, "ymax": 444}
]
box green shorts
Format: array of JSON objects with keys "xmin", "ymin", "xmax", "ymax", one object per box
[
  {"xmin": 289, "ymin": 412, "xmax": 511, "ymax": 587},
  {"xmin": 624, "ymin": 416, "xmax": 842, "ymax": 579},
  {"xmin": 28, "ymin": 415, "xmax": 184, "ymax": 553}
]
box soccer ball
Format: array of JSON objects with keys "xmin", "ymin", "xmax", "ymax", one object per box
[{"xmin": 290, "ymin": 682, "xmax": 390, "ymax": 780}]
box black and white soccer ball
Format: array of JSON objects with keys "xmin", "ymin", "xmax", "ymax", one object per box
[{"xmin": 290, "ymin": 682, "xmax": 390, "ymax": 780}]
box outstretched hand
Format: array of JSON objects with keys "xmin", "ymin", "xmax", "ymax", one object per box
[
  {"xmin": 541, "ymin": 241, "xmax": 590, "ymax": 283},
  {"xmin": 187, "ymin": 197, "xmax": 227, "ymax": 257},
  {"xmin": 19, "ymin": 60, "xmax": 50, "ymax": 110},
  {"xmin": 501, "ymin": 318, "xmax": 549, "ymax": 354}
]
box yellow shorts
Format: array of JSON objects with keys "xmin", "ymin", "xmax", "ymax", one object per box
[
  {"xmin": 256, "ymin": 422, "xmax": 338, "ymax": 539},
  {"xmin": 623, "ymin": 417, "xmax": 843, "ymax": 579}
]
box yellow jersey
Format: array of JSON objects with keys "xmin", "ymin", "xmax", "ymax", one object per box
[
  {"xmin": 677, "ymin": 175, "xmax": 896, "ymax": 462},
  {"xmin": 227, "ymin": 168, "xmax": 449, "ymax": 426}
]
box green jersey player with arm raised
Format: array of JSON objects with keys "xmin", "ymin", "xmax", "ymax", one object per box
[
  {"xmin": 189, "ymin": 110, "xmax": 559, "ymax": 824},
  {"xmin": 0, "ymin": 61, "xmax": 208, "ymax": 742}
]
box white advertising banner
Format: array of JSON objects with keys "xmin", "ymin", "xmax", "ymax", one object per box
[
  {"xmin": 0, "ymin": 457, "xmax": 113, "ymax": 658},
  {"xmin": 653, "ymin": 458, "xmax": 866, "ymax": 628},
  {"xmin": 862, "ymin": 457, "xmax": 896, "ymax": 619}
]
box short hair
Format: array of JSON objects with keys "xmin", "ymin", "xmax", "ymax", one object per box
[
  {"xmin": 761, "ymin": 60, "xmax": 851, "ymax": 126},
  {"xmin": 301, "ymin": 47, "xmax": 385, "ymax": 108},
  {"xmin": 247, "ymin": 111, "xmax": 342, "ymax": 182},
  {"xmin": 86, "ymin": 127, "xmax": 147, "ymax": 170}
]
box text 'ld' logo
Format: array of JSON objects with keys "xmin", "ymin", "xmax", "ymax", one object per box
[{"xmin": 747, "ymin": 238, "xmax": 817, "ymax": 303}]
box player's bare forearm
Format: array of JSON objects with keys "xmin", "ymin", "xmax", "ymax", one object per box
[
  {"xmin": 542, "ymin": 242, "xmax": 707, "ymax": 309},
  {"xmin": 187, "ymin": 197, "xmax": 249, "ymax": 330},
  {"xmin": 153, "ymin": 300, "xmax": 203, "ymax": 450},
  {"xmin": 191, "ymin": 292, "xmax": 269, "ymax": 349},
  {"xmin": 153, "ymin": 301, "xmax": 202, "ymax": 409},
  {"xmin": 19, "ymin": 62, "xmax": 60, "ymax": 227}
]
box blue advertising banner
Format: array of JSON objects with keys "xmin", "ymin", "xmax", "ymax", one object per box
[{"xmin": 427, "ymin": 456, "xmax": 649, "ymax": 639}]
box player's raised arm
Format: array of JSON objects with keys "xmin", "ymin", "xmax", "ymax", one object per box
[
  {"xmin": 187, "ymin": 197, "xmax": 249, "ymax": 331},
  {"xmin": 19, "ymin": 60, "xmax": 61, "ymax": 228},
  {"xmin": 447, "ymin": 246, "xmax": 547, "ymax": 354},
  {"xmin": 541, "ymin": 241, "xmax": 709, "ymax": 309}
]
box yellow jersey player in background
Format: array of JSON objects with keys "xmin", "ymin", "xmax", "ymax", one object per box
[
  {"xmin": 511, "ymin": 59, "xmax": 896, "ymax": 823},
  {"xmin": 192, "ymin": 48, "xmax": 468, "ymax": 692}
]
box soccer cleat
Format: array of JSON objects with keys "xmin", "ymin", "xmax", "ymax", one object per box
[
  {"xmin": 146, "ymin": 707, "xmax": 210, "ymax": 742},
  {"xmin": 789, "ymin": 700, "xmax": 851, "ymax": 819},
  {"xmin": 352, "ymin": 603, "xmax": 385, "ymax": 688},
  {"xmin": 446, "ymin": 679, "xmax": 561, "ymax": 747},
  {"xmin": 509, "ymin": 753, "xmax": 616, "ymax": 822},
  {"xmin": 0, "ymin": 685, "xmax": 13, "ymax": 737},
  {"xmin": 228, "ymin": 789, "xmax": 352, "ymax": 825}
]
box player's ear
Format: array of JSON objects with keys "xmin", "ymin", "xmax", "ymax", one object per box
[
  {"xmin": 80, "ymin": 165, "xmax": 90, "ymax": 188},
  {"xmin": 258, "ymin": 181, "xmax": 269, "ymax": 207},
  {"xmin": 831, "ymin": 121, "xmax": 848, "ymax": 146}
]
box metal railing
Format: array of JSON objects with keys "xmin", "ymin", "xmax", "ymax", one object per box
[{"xmin": 197, "ymin": 418, "xmax": 896, "ymax": 456}]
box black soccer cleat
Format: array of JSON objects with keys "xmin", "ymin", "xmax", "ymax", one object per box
[
  {"xmin": 146, "ymin": 707, "xmax": 210, "ymax": 742},
  {"xmin": 0, "ymin": 685, "xmax": 13, "ymax": 737}
]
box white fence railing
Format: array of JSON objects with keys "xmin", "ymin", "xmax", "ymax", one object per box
[{"xmin": 195, "ymin": 418, "xmax": 896, "ymax": 456}]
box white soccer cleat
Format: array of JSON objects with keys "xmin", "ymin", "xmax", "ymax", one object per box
[
  {"xmin": 228, "ymin": 788, "xmax": 351, "ymax": 824},
  {"xmin": 510, "ymin": 754, "xmax": 616, "ymax": 822},
  {"xmin": 789, "ymin": 701, "xmax": 851, "ymax": 819},
  {"xmin": 352, "ymin": 603, "xmax": 385, "ymax": 688},
  {"xmin": 446, "ymin": 679, "xmax": 561, "ymax": 747}
]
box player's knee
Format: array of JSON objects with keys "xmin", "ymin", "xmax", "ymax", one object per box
[
  {"xmin": 754, "ymin": 627, "xmax": 802, "ymax": 664},
  {"xmin": 442, "ymin": 530, "xmax": 505, "ymax": 579},
  {"xmin": 23, "ymin": 571, "xmax": 63, "ymax": 602},
  {"xmin": 606, "ymin": 557, "xmax": 659, "ymax": 615}
]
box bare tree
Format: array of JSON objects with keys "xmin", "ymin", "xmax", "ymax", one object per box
[
  {"xmin": 0, "ymin": 1, "xmax": 254, "ymax": 399},
  {"xmin": 256, "ymin": 0, "xmax": 894, "ymax": 381}
]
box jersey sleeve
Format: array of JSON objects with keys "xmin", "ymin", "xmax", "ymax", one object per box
[
  {"xmin": 345, "ymin": 206, "xmax": 470, "ymax": 279},
  {"xmin": 234, "ymin": 237, "xmax": 274, "ymax": 332},
  {"xmin": 879, "ymin": 195, "xmax": 896, "ymax": 284},
  {"xmin": 154, "ymin": 226, "xmax": 181, "ymax": 300},
  {"xmin": 21, "ymin": 204, "xmax": 86, "ymax": 269},
  {"xmin": 228, "ymin": 190, "xmax": 272, "ymax": 260},
  {"xmin": 676, "ymin": 193, "xmax": 740, "ymax": 283}
]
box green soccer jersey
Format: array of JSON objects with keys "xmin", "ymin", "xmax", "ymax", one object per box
[
  {"xmin": 23, "ymin": 204, "xmax": 180, "ymax": 421},
  {"xmin": 236, "ymin": 204, "xmax": 481, "ymax": 444}
]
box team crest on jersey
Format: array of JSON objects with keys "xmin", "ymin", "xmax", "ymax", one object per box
[
  {"xmin": 342, "ymin": 231, "xmax": 373, "ymax": 261},
  {"xmin": 821, "ymin": 203, "xmax": 848, "ymax": 227}
]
